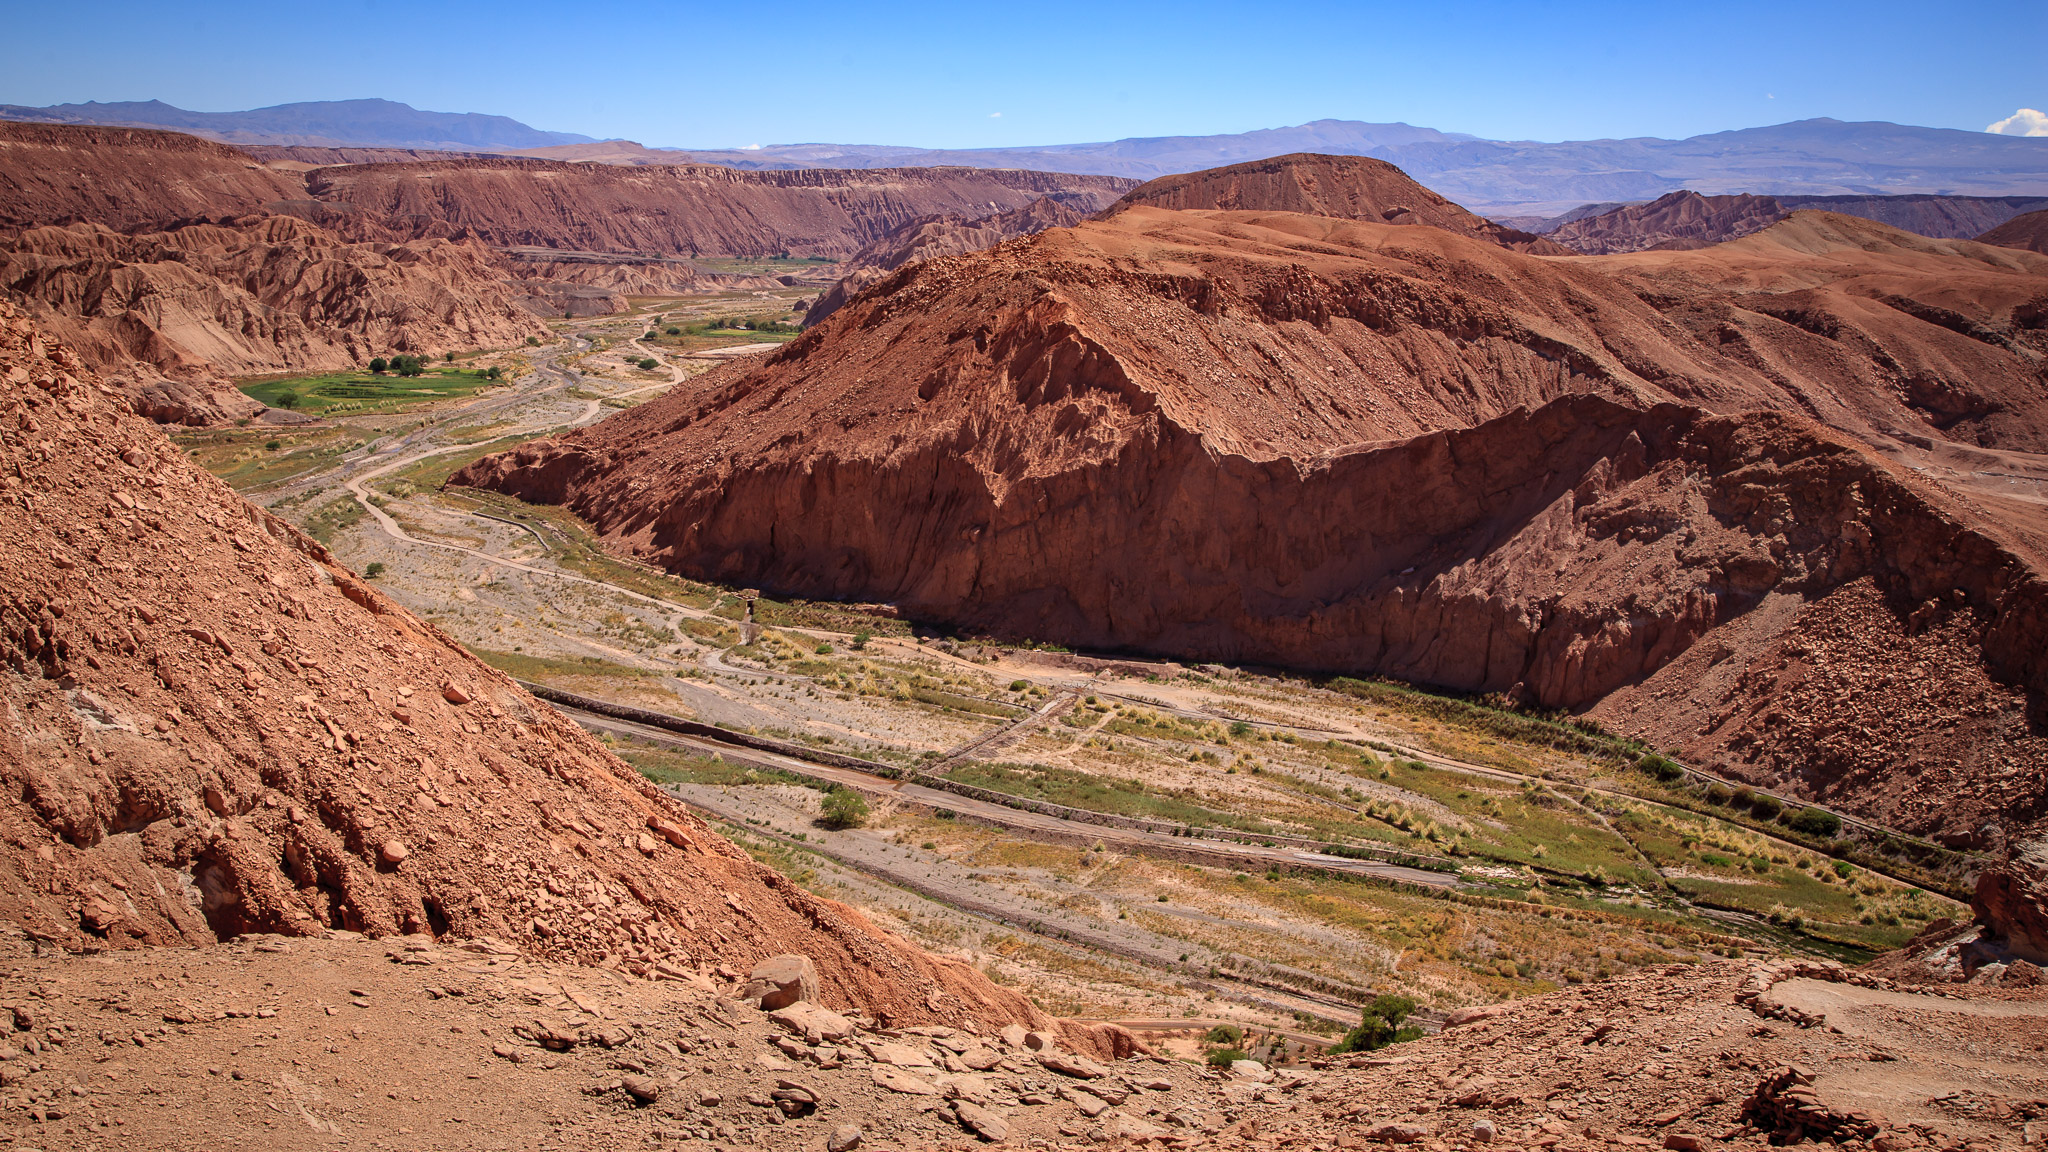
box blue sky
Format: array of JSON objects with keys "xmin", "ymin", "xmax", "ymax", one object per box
[{"xmin": 3, "ymin": 0, "xmax": 2042, "ymax": 148}]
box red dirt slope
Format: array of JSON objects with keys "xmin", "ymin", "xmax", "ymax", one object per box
[
  {"xmin": 0, "ymin": 299, "xmax": 1131, "ymax": 1045},
  {"xmin": 455, "ymin": 207, "xmax": 2048, "ymax": 848}
]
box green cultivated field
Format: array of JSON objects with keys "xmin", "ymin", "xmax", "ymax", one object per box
[{"xmin": 239, "ymin": 367, "xmax": 503, "ymax": 416}]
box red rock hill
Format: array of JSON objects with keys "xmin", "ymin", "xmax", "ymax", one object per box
[{"xmin": 455, "ymin": 206, "xmax": 2048, "ymax": 849}]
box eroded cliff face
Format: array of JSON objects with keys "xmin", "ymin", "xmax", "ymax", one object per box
[
  {"xmin": 299, "ymin": 157, "xmax": 1135, "ymax": 257},
  {"xmin": 456, "ymin": 207, "xmax": 2048, "ymax": 846},
  {"xmin": 0, "ymin": 298, "xmax": 1144, "ymax": 1044},
  {"xmin": 0, "ymin": 216, "xmax": 546, "ymax": 423}
]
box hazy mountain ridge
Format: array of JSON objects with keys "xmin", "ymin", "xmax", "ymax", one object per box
[
  {"xmin": 8, "ymin": 102, "xmax": 2045, "ymax": 212},
  {"xmin": 0, "ymin": 97, "xmax": 593, "ymax": 151}
]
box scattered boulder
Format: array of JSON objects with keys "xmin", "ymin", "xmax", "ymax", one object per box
[
  {"xmin": 953, "ymin": 1099, "xmax": 1010, "ymax": 1142},
  {"xmin": 743, "ymin": 954, "xmax": 818, "ymax": 1011},
  {"xmin": 619, "ymin": 1075, "xmax": 661, "ymax": 1105},
  {"xmin": 998, "ymin": 1024, "xmax": 1028, "ymax": 1048},
  {"xmin": 1229, "ymin": 1059, "xmax": 1274, "ymax": 1083},
  {"xmin": 1113, "ymin": 1114, "xmax": 1169, "ymax": 1140},
  {"xmin": 1037, "ymin": 1051, "xmax": 1108, "ymax": 1079},
  {"xmin": 1367, "ymin": 1122, "xmax": 1430, "ymax": 1144},
  {"xmin": 872, "ymin": 1067, "xmax": 941, "ymax": 1095},
  {"xmin": 1443, "ymin": 1005, "xmax": 1503, "ymax": 1028},
  {"xmin": 1471, "ymin": 1118, "xmax": 1498, "ymax": 1144},
  {"xmin": 828, "ymin": 1124, "xmax": 863, "ymax": 1152},
  {"xmin": 768, "ymin": 1001, "xmax": 855, "ymax": 1043}
]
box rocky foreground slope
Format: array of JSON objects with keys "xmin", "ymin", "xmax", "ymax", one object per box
[
  {"xmin": 0, "ymin": 298, "xmax": 1145, "ymax": 1050},
  {"xmin": 0, "ymin": 926, "xmax": 2037, "ymax": 1149},
  {"xmin": 457, "ymin": 193, "xmax": 2048, "ymax": 850}
]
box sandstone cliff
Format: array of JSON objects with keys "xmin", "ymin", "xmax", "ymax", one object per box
[
  {"xmin": 299, "ymin": 157, "xmax": 1134, "ymax": 258},
  {"xmin": 455, "ymin": 206, "xmax": 2048, "ymax": 848},
  {"xmin": 1, "ymin": 216, "xmax": 547, "ymax": 423},
  {"xmin": 0, "ymin": 298, "xmax": 1141, "ymax": 1046}
]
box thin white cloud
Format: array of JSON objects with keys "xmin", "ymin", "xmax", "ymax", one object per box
[
  {"xmin": 741, "ymin": 143, "xmax": 763, "ymax": 150},
  {"xmin": 989, "ymin": 112, "xmax": 1002, "ymax": 118},
  {"xmin": 1986, "ymin": 108, "xmax": 2048, "ymax": 137}
]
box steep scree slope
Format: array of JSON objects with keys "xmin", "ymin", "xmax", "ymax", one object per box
[
  {"xmin": 0, "ymin": 301, "xmax": 1132, "ymax": 1045},
  {"xmin": 456, "ymin": 208, "xmax": 2048, "ymax": 847}
]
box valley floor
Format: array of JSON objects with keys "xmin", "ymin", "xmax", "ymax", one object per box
[{"xmin": 178, "ymin": 307, "xmax": 1969, "ymax": 1045}]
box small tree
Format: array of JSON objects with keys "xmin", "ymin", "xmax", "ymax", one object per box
[
  {"xmin": 850, "ymin": 629, "xmax": 871, "ymax": 651},
  {"xmin": 1638, "ymin": 753, "xmax": 1683, "ymax": 782},
  {"xmin": 1329, "ymin": 994, "xmax": 1421, "ymax": 1054},
  {"xmin": 1789, "ymin": 808, "xmax": 1842, "ymax": 838},
  {"xmin": 484, "ymin": 366, "xmax": 503, "ymax": 380},
  {"xmin": 275, "ymin": 390, "xmax": 301, "ymax": 410},
  {"xmin": 368, "ymin": 357, "xmax": 388, "ymax": 374},
  {"xmin": 443, "ymin": 351, "xmax": 456, "ymax": 362},
  {"xmin": 637, "ymin": 357, "xmax": 659, "ymax": 370},
  {"xmin": 364, "ymin": 562, "xmax": 386, "ymax": 578},
  {"xmin": 1203, "ymin": 1024, "xmax": 1244, "ymax": 1046},
  {"xmin": 818, "ymin": 788, "xmax": 869, "ymax": 830},
  {"xmin": 1205, "ymin": 1047, "xmax": 1248, "ymax": 1068}
]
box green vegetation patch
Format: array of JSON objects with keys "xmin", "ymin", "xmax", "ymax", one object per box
[{"xmin": 239, "ymin": 366, "xmax": 503, "ymax": 417}]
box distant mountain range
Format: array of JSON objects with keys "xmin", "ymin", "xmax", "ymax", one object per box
[
  {"xmin": 640, "ymin": 118, "xmax": 2048, "ymax": 213},
  {"xmin": 4, "ymin": 100, "xmax": 2046, "ymax": 213},
  {"xmin": 0, "ymin": 98, "xmax": 593, "ymax": 151}
]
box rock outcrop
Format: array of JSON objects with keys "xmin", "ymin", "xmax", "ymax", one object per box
[
  {"xmin": 1, "ymin": 216, "xmax": 546, "ymax": 423},
  {"xmin": 1546, "ymin": 190, "xmax": 1789, "ymax": 254},
  {"xmin": 0, "ymin": 297, "xmax": 1130, "ymax": 1044},
  {"xmin": 1972, "ymin": 840, "xmax": 2048, "ymax": 964},
  {"xmin": 455, "ymin": 205, "xmax": 2048, "ymax": 847},
  {"xmin": 1102, "ymin": 153, "xmax": 1571, "ymax": 253}
]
